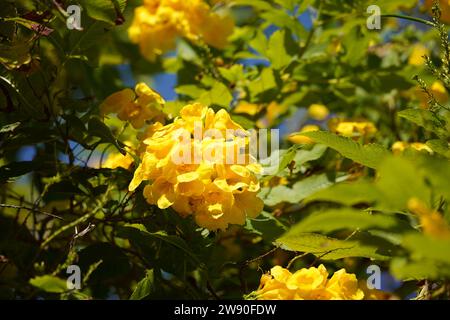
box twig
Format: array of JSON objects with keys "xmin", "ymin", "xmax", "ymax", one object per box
[{"xmin": 0, "ymin": 203, "xmax": 64, "ymax": 220}]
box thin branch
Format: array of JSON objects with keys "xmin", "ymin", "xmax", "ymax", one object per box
[
  {"xmin": 381, "ymin": 14, "xmax": 435, "ymax": 27},
  {"xmin": 0, "ymin": 203, "xmax": 64, "ymax": 220}
]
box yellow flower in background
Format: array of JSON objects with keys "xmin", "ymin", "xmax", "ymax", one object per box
[
  {"xmin": 103, "ymin": 153, "xmax": 134, "ymax": 169},
  {"xmin": 263, "ymin": 176, "xmax": 289, "ymax": 188},
  {"xmin": 329, "ymin": 119, "xmax": 377, "ymax": 139},
  {"xmin": 288, "ymin": 125, "xmax": 320, "ymax": 145},
  {"xmin": 256, "ymin": 102, "xmax": 288, "ymax": 128},
  {"xmin": 392, "ymin": 141, "xmax": 433, "ymax": 155},
  {"xmin": 408, "ymin": 198, "xmax": 450, "ymax": 240},
  {"xmin": 103, "ymin": 141, "xmax": 135, "ymax": 170},
  {"xmin": 128, "ymin": 0, "xmax": 234, "ymax": 61},
  {"xmin": 233, "ymin": 102, "xmax": 262, "ymax": 116},
  {"xmin": 253, "ymin": 265, "xmax": 365, "ymax": 300},
  {"xmin": 424, "ymin": 0, "xmax": 450, "ymax": 24},
  {"xmin": 129, "ymin": 102, "xmax": 263, "ymax": 231},
  {"xmin": 408, "ymin": 44, "xmax": 429, "ymax": 66},
  {"xmin": 359, "ymin": 280, "xmax": 393, "ymax": 300},
  {"xmin": 308, "ymin": 104, "xmax": 329, "ymax": 121},
  {"xmin": 414, "ymin": 81, "xmax": 449, "ymax": 108},
  {"xmin": 100, "ymin": 83, "xmax": 166, "ymax": 129}
]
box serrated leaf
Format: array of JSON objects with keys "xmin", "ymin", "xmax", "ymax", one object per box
[
  {"xmin": 305, "ymin": 180, "xmax": 380, "ymax": 206},
  {"xmin": 398, "ymin": 108, "xmax": 448, "ymax": 139},
  {"xmin": 288, "ymin": 208, "xmax": 412, "ymax": 234},
  {"xmin": 275, "ymin": 232, "xmax": 392, "ymax": 260},
  {"xmin": 300, "ymin": 131, "xmax": 390, "ymax": 169},
  {"xmin": 262, "ymin": 172, "xmax": 348, "ymax": 206}
]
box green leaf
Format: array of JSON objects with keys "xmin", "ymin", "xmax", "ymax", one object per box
[
  {"xmin": 401, "ymin": 234, "xmax": 450, "ymax": 265},
  {"xmin": 390, "ymin": 258, "xmax": 450, "ymax": 281},
  {"xmin": 79, "ymin": 0, "xmax": 126, "ymax": 25},
  {"xmin": 426, "ymin": 139, "xmax": 450, "ymax": 158},
  {"xmin": 275, "ymin": 232, "xmax": 393, "ymax": 260},
  {"xmin": 293, "ymin": 144, "xmax": 328, "ymax": 168},
  {"xmin": 30, "ymin": 275, "xmax": 67, "ymax": 293},
  {"xmin": 375, "ymin": 156, "xmax": 431, "ymax": 210},
  {"xmin": 87, "ymin": 116, "xmax": 124, "ymax": 153},
  {"xmin": 287, "ymin": 208, "xmax": 412, "ymax": 234},
  {"xmin": 130, "ymin": 269, "xmax": 156, "ymax": 300},
  {"xmin": 261, "ymin": 146, "xmax": 299, "ymax": 179},
  {"xmin": 231, "ymin": 0, "xmax": 274, "ymax": 11},
  {"xmin": 120, "ymin": 224, "xmax": 202, "ymax": 266},
  {"xmin": 300, "ymin": 131, "xmax": 390, "ymax": 169},
  {"xmin": 198, "ymin": 81, "xmax": 233, "ymax": 108},
  {"xmin": 305, "ymin": 180, "xmax": 380, "ymax": 206},
  {"xmin": 246, "ymin": 211, "xmax": 287, "ymax": 242},
  {"xmin": 0, "ymin": 41, "xmax": 32, "ymax": 69},
  {"xmin": 266, "ymin": 30, "xmax": 291, "ymax": 70},
  {"xmin": 248, "ymin": 68, "xmax": 277, "ymax": 98},
  {"xmin": 175, "ymin": 85, "xmax": 205, "ymax": 99},
  {"xmin": 262, "ymin": 172, "xmax": 348, "ymax": 206},
  {"xmin": 398, "ymin": 109, "xmax": 448, "ymax": 139}
]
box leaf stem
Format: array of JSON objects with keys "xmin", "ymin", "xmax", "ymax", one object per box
[{"xmin": 381, "ymin": 14, "xmax": 435, "ymax": 27}]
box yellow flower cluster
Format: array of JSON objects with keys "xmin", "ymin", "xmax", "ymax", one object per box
[
  {"xmin": 128, "ymin": 0, "xmax": 234, "ymax": 61},
  {"xmin": 100, "ymin": 82, "xmax": 166, "ymax": 129},
  {"xmin": 128, "ymin": 103, "xmax": 264, "ymax": 231},
  {"xmin": 254, "ymin": 265, "xmax": 364, "ymax": 300},
  {"xmin": 392, "ymin": 141, "xmax": 433, "ymax": 155}
]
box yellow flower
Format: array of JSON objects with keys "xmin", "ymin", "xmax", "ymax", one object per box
[
  {"xmin": 392, "ymin": 141, "xmax": 433, "ymax": 155},
  {"xmin": 287, "ymin": 265, "xmax": 329, "ymax": 299},
  {"xmin": 359, "ymin": 280, "xmax": 393, "ymax": 300},
  {"xmin": 308, "ymin": 104, "xmax": 329, "ymax": 121},
  {"xmin": 430, "ymin": 81, "xmax": 449, "ymax": 103},
  {"xmin": 234, "ymin": 102, "xmax": 262, "ymax": 116},
  {"xmin": 326, "ymin": 269, "xmax": 364, "ymax": 300},
  {"xmin": 408, "ymin": 44, "xmax": 429, "ymax": 66},
  {"xmin": 103, "ymin": 153, "xmax": 134, "ymax": 170},
  {"xmin": 263, "ymin": 176, "xmax": 289, "ymax": 188},
  {"xmin": 256, "ymin": 102, "xmax": 288, "ymax": 128},
  {"xmin": 129, "ymin": 102, "xmax": 263, "ymax": 231},
  {"xmin": 103, "ymin": 141, "xmax": 135, "ymax": 170},
  {"xmin": 128, "ymin": 0, "xmax": 234, "ymax": 61},
  {"xmin": 414, "ymin": 81, "xmax": 449, "ymax": 108},
  {"xmin": 329, "ymin": 120, "xmax": 377, "ymax": 139},
  {"xmin": 253, "ymin": 265, "xmax": 365, "ymax": 300},
  {"xmin": 408, "ymin": 198, "xmax": 450, "ymax": 240},
  {"xmin": 100, "ymin": 83, "xmax": 166, "ymax": 129},
  {"xmin": 288, "ymin": 125, "xmax": 320, "ymax": 144},
  {"xmin": 424, "ymin": 0, "xmax": 450, "ymax": 24}
]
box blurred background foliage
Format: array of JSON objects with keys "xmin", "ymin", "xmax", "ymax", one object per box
[{"xmin": 1, "ymin": 0, "xmax": 450, "ymax": 300}]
